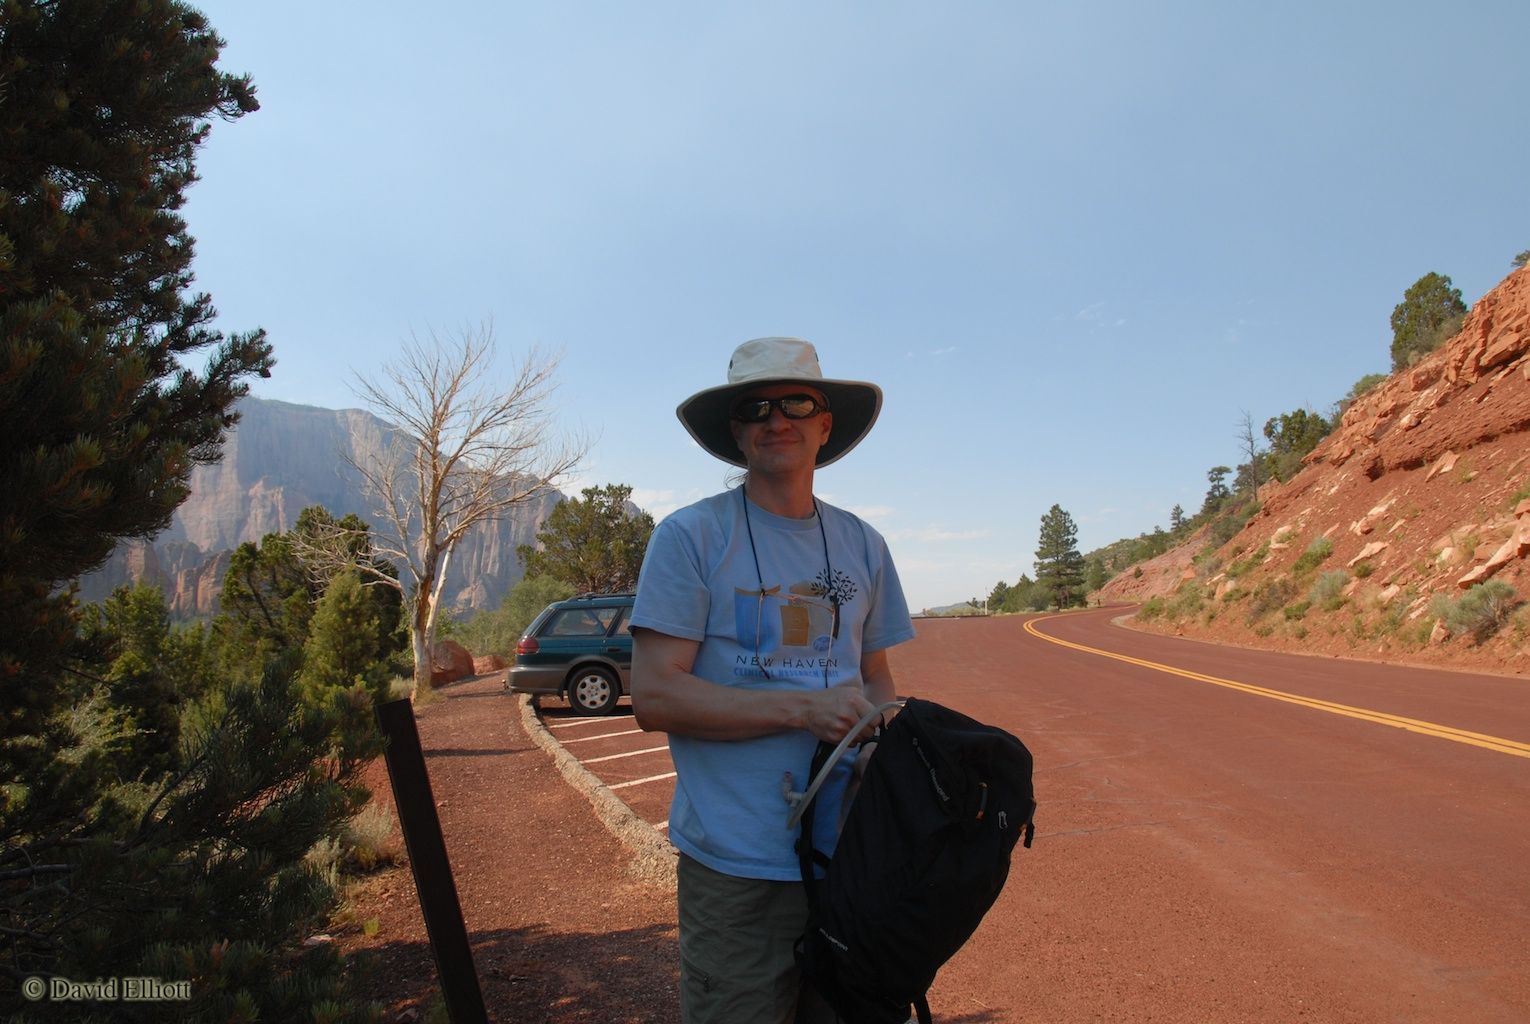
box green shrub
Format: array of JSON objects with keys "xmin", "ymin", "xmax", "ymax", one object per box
[
  {"xmin": 1227, "ymin": 541, "xmax": 1271, "ymax": 579},
  {"xmin": 1292, "ymin": 536, "xmax": 1333, "ymax": 574},
  {"xmin": 1431, "ymin": 581, "xmax": 1519, "ymax": 642},
  {"xmin": 342, "ymin": 802, "xmax": 400, "ymax": 872},
  {"xmin": 1247, "ymin": 576, "xmax": 1298, "ymax": 623},
  {"xmin": 1283, "ymin": 600, "xmax": 1311, "ymax": 621},
  {"xmin": 1310, "ymin": 569, "xmax": 1350, "ymax": 611},
  {"xmin": 1353, "ymin": 561, "xmax": 1375, "ymax": 578},
  {"xmin": 1168, "ymin": 583, "xmax": 1207, "ymax": 618},
  {"xmin": 1291, "ymin": 624, "xmax": 1308, "ymax": 640},
  {"xmin": 1375, "ymin": 601, "xmax": 1407, "ymax": 636},
  {"xmin": 1138, "ymin": 597, "xmax": 1165, "ymax": 620}
]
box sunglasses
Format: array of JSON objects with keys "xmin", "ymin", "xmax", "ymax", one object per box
[{"xmin": 730, "ymin": 394, "xmax": 831, "ymax": 423}]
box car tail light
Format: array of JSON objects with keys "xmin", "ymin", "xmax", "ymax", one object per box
[{"xmin": 516, "ymin": 636, "xmax": 539, "ymax": 656}]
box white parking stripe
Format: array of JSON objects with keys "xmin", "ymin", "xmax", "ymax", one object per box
[
  {"xmin": 548, "ymin": 718, "xmax": 627, "ymax": 730},
  {"xmin": 609, "ymin": 771, "xmax": 677, "ymax": 790},
  {"xmin": 583, "ymin": 745, "xmax": 671, "ymax": 765},
  {"xmin": 561, "ymin": 729, "xmax": 644, "ymax": 744}
]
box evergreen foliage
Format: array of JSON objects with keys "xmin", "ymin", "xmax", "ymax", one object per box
[
  {"xmin": 454, "ymin": 574, "xmax": 578, "ymax": 659},
  {"xmin": 1034, "ymin": 504, "xmax": 1086, "ymax": 609},
  {"xmin": 299, "ymin": 572, "xmax": 396, "ymax": 706},
  {"xmin": 1262, "ymin": 408, "xmax": 1333, "ymax": 482},
  {"xmin": 1201, "ymin": 466, "xmax": 1232, "ymax": 516},
  {"xmin": 517, "ymin": 483, "xmax": 655, "ymax": 594},
  {"xmin": 1513, "ymin": 250, "xmax": 1529, "ymax": 270},
  {"xmin": 0, "ymin": 0, "xmax": 272, "ymax": 695},
  {"xmin": 1390, "ymin": 272, "xmax": 1468, "ymax": 371},
  {"xmin": 218, "ymin": 531, "xmax": 320, "ymax": 658},
  {"xmin": 0, "ymin": 5, "xmax": 383, "ymax": 1015},
  {"xmin": 217, "ymin": 507, "xmax": 403, "ymax": 676}
]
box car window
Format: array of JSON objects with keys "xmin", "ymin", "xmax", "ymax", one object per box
[
  {"xmin": 544, "ymin": 606, "xmax": 618, "ymax": 637},
  {"xmin": 612, "ymin": 607, "xmax": 633, "ymax": 635}
]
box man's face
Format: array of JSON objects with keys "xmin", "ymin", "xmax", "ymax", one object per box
[{"xmin": 729, "ymin": 383, "xmax": 833, "ymax": 475}]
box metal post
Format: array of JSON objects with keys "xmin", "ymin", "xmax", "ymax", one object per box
[{"xmin": 375, "ymin": 698, "xmax": 487, "ymax": 1024}]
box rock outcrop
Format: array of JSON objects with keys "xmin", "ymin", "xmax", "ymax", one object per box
[
  {"xmin": 1100, "ymin": 266, "xmax": 1530, "ymax": 672},
  {"xmin": 430, "ymin": 640, "xmax": 476, "ymax": 686}
]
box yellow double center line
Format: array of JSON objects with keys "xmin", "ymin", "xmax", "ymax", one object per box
[{"xmin": 1024, "ymin": 615, "xmax": 1530, "ymax": 761}]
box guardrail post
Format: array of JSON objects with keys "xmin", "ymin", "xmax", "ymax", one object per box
[{"xmin": 376, "ymin": 698, "xmax": 487, "ymax": 1024}]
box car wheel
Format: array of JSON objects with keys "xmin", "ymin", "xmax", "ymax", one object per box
[{"xmin": 567, "ymin": 666, "xmax": 619, "ymax": 715}]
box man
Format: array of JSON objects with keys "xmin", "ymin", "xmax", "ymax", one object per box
[{"xmin": 630, "ymin": 337, "xmax": 916, "ymax": 1023}]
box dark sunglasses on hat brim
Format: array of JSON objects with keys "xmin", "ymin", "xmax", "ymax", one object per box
[{"xmin": 730, "ymin": 393, "xmax": 831, "ymax": 423}]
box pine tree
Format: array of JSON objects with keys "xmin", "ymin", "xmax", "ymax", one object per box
[
  {"xmin": 518, "ymin": 483, "xmax": 656, "ymax": 593},
  {"xmin": 0, "ymin": 6, "xmax": 382, "ymax": 1014},
  {"xmin": 1390, "ymin": 272, "xmax": 1468, "ymax": 371},
  {"xmin": 1034, "ymin": 504, "xmax": 1086, "ymax": 609},
  {"xmin": 0, "ymin": 0, "xmax": 270, "ymax": 783},
  {"xmin": 300, "ymin": 571, "xmax": 395, "ymax": 706},
  {"xmin": 1169, "ymin": 504, "xmax": 1186, "ymax": 534}
]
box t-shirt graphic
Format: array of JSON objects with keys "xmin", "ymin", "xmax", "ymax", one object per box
[{"xmin": 734, "ymin": 569, "xmax": 860, "ymax": 674}]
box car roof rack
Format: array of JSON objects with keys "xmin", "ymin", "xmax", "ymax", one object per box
[{"xmin": 571, "ymin": 591, "xmax": 636, "ymax": 600}]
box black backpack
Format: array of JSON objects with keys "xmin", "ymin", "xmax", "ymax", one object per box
[{"xmin": 794, "ymin": 697, "xmax": 1036, "ymax": 1024}]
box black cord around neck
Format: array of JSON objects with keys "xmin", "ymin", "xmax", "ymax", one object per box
[{"xmin": 740, "ymin": 483, "xmax": 837, "ymax": 685}]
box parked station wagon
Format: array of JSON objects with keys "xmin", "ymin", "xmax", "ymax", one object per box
[{"xmin": 505, "ymin": 592, "xmax": 634, "ymax": 715}]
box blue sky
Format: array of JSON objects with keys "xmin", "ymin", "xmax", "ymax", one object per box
[{"xmin": 183, "ymin": 1, "xmax": 1529, "ymax": 611}]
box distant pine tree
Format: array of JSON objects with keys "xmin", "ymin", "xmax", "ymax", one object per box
[
  {"xmin": 1035, "ymin": 504, "xmax": 1087, "ymax": 609},
  {"xmin": 1390, "ymin": 272, "xmax": 1468, "ymax": 371}
]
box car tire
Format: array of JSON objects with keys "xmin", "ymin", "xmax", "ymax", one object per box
[{"xmin": 566, "ymin": 665, "xmax": 620, "ymax": 716}]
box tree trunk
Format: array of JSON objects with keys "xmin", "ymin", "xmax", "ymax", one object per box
[{"xmin": 411, "ymin": 570, "xmax": 435, "ymax": 698}]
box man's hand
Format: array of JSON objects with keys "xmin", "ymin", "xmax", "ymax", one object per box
[{"xmin": 803, "ymin": 683, "xmax": 878, "ymax": 743}]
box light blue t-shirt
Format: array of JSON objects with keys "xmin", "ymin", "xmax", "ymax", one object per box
[{"xmin": 630, "ymin": 487, "xmax": 916, "ymax": 881}]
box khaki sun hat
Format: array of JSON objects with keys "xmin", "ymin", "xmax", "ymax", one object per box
[{"xmin": 676, "ymin": 337, "xmax": 882, "ymax": 468}]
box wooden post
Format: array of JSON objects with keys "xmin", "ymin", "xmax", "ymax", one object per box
[{"xmin": 376, "ymin": 698, "xmax": 487, "ymax": 1024}]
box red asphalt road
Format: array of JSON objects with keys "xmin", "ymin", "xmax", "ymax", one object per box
[
  {"xmin": 895, "ymin": 608, "xmax": 1530, "ymax": 1024},
  {"xmin": 541, "ymin": 608, "xmax": 1530, "ymax": 1022}
]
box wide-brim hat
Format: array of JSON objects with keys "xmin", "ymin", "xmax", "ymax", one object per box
[{"xmin": 677, "ymin": 337, "xmax": 882, "ymax": 468}]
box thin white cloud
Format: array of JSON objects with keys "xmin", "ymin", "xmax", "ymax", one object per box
[
  {"xmin": 929, "ymin": 346, "xmax": 958, "ymax": 357},
  {"xmin": 833, "ymin": 502, "xmax": 895, "ymax": 524},
  {"xmin": 1058, "ymin": 302, "xmax": 1127, "ymax": 329},
  {"xmin": 631, "ymin": 486, "xmax": 705, "ymax": 519},
  {"xmin": 885, "ymin": 525, "xmax": 991, "ymax": 543}
]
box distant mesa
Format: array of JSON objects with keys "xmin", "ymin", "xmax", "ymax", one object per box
[{"xmin": 78, "ymin": 396, "xmax": 564, "ymax": 619}]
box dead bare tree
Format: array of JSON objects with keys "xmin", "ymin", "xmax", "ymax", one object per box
[
  {"xmin": 315, "ymin": 323, "xmax": 587, "ymax": 697},
  {"xmin": 1236, "ymin": 408, "xmax": 1266, "ymax": 495}
]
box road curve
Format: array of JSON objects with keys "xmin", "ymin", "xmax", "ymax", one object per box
[{"xmin": 886, "ymin": 607, "xmax": 1530, "ymax": 1024}]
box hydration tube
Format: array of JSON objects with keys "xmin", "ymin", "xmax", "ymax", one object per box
[{"xmin": 783, "ymin": 699, "xmax": 906, "ymax": 831}]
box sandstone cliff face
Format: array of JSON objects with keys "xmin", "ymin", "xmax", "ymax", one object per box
[
  {"xmin": 1101, "ymin": 266, "xmax": 1530, "ymax": 674},
  {"xmin": 78, "ymin": 397, "xmax": 562, "ymax": 618}
]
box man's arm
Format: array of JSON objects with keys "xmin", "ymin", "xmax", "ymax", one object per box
[
  {"xmin": 859, "ymin": 647, "xmax": 897, "ymax": 708},
  {"xmin": 631, "ymin": 627, "xmax": 877, "ymax": 743}
]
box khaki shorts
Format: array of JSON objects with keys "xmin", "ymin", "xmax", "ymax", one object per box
[{"xmin": 676, "ymin": 853, "xmax": 837, "ymax": 1024}]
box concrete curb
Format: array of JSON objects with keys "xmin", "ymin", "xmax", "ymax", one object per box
[{"xmin": 516, "ymin": 694, "xmax": 678, "ymax": 889}]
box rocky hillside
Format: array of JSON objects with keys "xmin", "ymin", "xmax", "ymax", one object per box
[
  {"xmin": 79, "ymin": 397, "xmax": 563, "ymax": 618},
  {"xmin": 1100, "ymin": 266, "xmax": 1530, "ymax": 675}
]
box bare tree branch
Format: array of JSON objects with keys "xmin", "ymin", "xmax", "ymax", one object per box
[{"xmin": 345, "ymin": 321, "xmax": 588, "ymax": 695}]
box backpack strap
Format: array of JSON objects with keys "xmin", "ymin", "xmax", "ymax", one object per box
[{"xmin": 795, "ymin": 739, "xmax": 837, "ymax": 894}]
